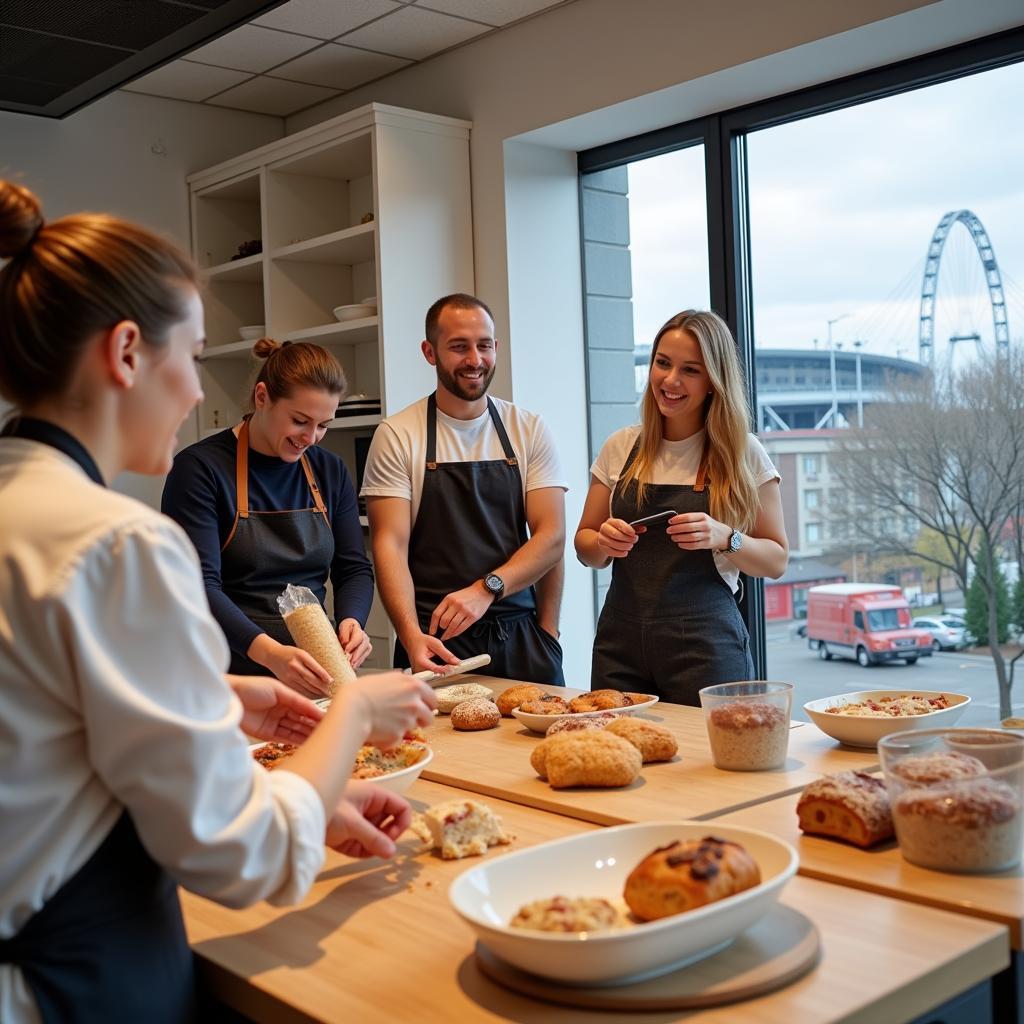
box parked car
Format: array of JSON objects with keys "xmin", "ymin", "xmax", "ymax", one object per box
[
  {"xmin": 806, "ymin": 584, "xmax": 934, "ymax": 667},
  {"xmin": 912, "ymin": 616, "xmax": 970, "ymax": 651}
]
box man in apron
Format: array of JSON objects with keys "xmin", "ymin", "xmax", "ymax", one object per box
[{"xmin": 362, "ymin": 294, "xmax": 567, "ymax": 684}]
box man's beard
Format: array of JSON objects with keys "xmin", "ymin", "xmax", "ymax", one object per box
[{"xmin": 436, "ymin": 361, "xmax": 495, "ymax": 401}]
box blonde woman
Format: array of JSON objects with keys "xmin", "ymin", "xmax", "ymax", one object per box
[{"xmin": 575, "ymin": 310, "xmax": 788, "ymax": 704}]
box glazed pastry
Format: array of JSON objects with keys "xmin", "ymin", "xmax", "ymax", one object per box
[
  {"xmin": 796, "ymin": 771, "xmax": 893, "ymax": 847},
  {"xmin": 436, "ymin": 682, "xmax": 494, "ymax": 714},
  {"xmin": 568, "ymin": 688, "xmax": 631, "ymax": 713},
  {"xmin": 604, "ymin": 717, "xmax": 678, "ymax": 763},
  {"xmin": 450, "ymin": 697, "xmax": 500, "ymax": 731},
  {"xmin": 624, "ymin": 836, "xmax": 761, "ymax": 921},
  {"xmin": 496, "ymin": 683, "xmax": 546, "ymax": 717},
  {"xmin": 530, "ymin": 730, "xmax": 641, "ymax": 788},
  {"xmin": 519, "ymin": 695, "xmax": 570, "ymax": 715}
]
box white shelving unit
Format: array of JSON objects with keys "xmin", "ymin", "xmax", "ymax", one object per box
[{"xmin": 187, "ymin": 103, "xmax": 474, "ymax": 668}]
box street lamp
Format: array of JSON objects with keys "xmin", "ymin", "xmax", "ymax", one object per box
[
  {"xmin": 852, "ymin": 339, "xmax": 865, "ymax": 427},
  {"xmin": 826, "ymin": 313, "xmax": 852, "ymax": 428}
]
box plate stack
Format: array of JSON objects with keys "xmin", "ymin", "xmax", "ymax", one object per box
[{"xmin": 336, "ymin": 393, "xmax": 382, "ymax": 418}]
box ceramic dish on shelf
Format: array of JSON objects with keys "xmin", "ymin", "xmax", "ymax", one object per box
[
  {"xmin": 238, "ymin": 325, "xmax": 265, "ymax": 341},
  {"xmin": 512, "ymin": 695, "xmax": 659, "ymax": 734},
  {"xmin": 803, "ymin": 689, "xmax": 970, "ymax": 748},
  {"xmin": 360, "ymin": 295, "xmax": 378, "ymax": 307},
  {"xmin": 449, "ymin": 820, "xmax": 797, "ymax": 985},
  {"xmin": 333, "ymin": 303, "xmax": 376, "ymax": 322}
]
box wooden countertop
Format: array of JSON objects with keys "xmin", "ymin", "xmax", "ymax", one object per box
[
  {"xmin": 181, "ymin": 778, "xmax": 1008, "ymax": 1024},
  {"xmin": 418, "ymin": 678, "xmax": 880, "ymax": 826},
  {"xmin": 712, "ymin": 788, "xmax": 1024, "ymax": 949}
]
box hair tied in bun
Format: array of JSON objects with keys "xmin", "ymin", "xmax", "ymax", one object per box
[
  {"xmin": 252, "ymin": 337, "xmax": 282, "ymax": 360},
  {"xmin": 0, "ymin": 181, "xmax": 45, "ymax": 260}
]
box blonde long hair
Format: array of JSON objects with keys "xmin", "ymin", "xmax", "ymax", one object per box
[{"xmin": 616, "ymin": 310, "xmax": 760, "ymax": 533}]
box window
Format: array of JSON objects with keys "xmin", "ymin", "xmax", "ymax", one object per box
[
  {"xmin": 806, "ymin": 523, "xmax": 821, "ymax": 543},
  {"xmin": 854, "ymin": 611, "xmax": 865, "ymax": 630},
  {"xmin": 803, "ymin": 455, "xmax": 819, "ymax": 476},
  {"xmin": 804, "ymin": 489, "xmax": 820, "ymax": 510},
  {"xmin": 867, "ymin": 609, "xmax": 902, "ymax": 632}
]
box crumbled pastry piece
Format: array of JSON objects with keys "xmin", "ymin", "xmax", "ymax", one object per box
[
  {"xmin": 436, "ymin": 683, "xmax": 494, "ymax": 715},
  {"xmin": 496, "ymin": 684, "xmax": 546, "ymax": 717},
  {"xmin": 410, "ymin": 799, "xmax": 513, "ymax": 859},
  {"xmin": 450, "ymin": 697, "xmax": 500, "ymax": 731},
  {"xmin": 605, "ymin": 717, "xmax": 678, "ymax": 763},
  {"xmin": 797, "ymin": 771, "xmax": 893, "ymax": 847},
  {"xmin": 530, "ymin": 730, "xmax": 641, "ymax": 788},
  {"xmin": 510, "ymin": 896, "xmax": 621, "ymax": 933},
  {"xmin": 546, "ymin": 712, "xmax": 617, "ymax": 736},
  {"xmin": 624, "ymin": 836, "xmax": 761, "ymax": 921},
  {"xmin": 519, "ymin": 695, "xmax": 570, "ymax": 715},
  {"xmin": 251, "ymin": 743, "xmax": 296, "ymax": 770}
]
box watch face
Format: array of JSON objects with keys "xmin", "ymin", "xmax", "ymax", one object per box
[
  {"xmin": 485, "ymin": 573, "xmax": 504, "ymax": 594},
  {"xmin": 730, "ymin": 531, "xmax": 742, "ymax": 551}
]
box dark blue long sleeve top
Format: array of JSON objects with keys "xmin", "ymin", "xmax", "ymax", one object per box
[{"xmin": 161, "ymin": 429, "xmax": 373, "ymax": 659}]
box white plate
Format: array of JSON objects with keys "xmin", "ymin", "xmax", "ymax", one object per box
[
  {"xmin": 238, "ymin": 325, "xmax": 265, "ymax": 340},
  {"xmin": 512, "ymin": 695, "xmax": 659, "ymax": 734},
  {"xmin": 803, "ymin": 689, "xmax": 970, "ymax": 748},
  {"xmin": 449, "ymin": 820, "xmax": 797, "ymax": 985},
  {"xmin": 333, "ymin": 303, "xmax": 376, "ymax": 322},
  {"xmin": 359, "ymin": 295, "xmax": 378, "ymax": 306}
]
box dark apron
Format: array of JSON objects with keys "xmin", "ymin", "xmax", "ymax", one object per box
[
  {"xmin": 0, "ymin": 418, "xmax": 196, "ymax": 1022},
  {"xmin": 393, "ymin": 394, "xmax": 564, "ymax": 685},
  {"xmin": 591, "ymin": 436, "xmax": 753, "ymax": 705},
  {"xmin": 221, "ymin": 419, "xmax": 335, "ymax": 675}
]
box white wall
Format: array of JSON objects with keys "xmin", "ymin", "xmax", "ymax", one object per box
[{"xmin": 0, "ymin": 90, "xmax": 283, "ymax": 506}]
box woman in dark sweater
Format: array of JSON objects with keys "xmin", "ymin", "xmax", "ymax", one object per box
[{"xmin": 163, "ymin": 340, "xmax": 374, "ymax": 696}]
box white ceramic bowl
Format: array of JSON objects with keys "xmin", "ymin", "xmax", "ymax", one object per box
[
  {"xmin": 238, "ymin": 325, "xmax": 265, "ymax": 340},
  {"xmin": 450, "ymin": 820, "xmax": 797, "ymax": 985},
  {"xmin": 363, "ymin": 745, "xmax": 433, "ymax": 796},
  {"xmin": 511, "ymin": 695, "xmax": 659, "ymax": 734},
  {"xmin": 359, "ymin": 295, "xmax": 378, "ymax": 307},
  {"xmin": 804, "ymin": 690, "xmax": 970, "ymax": 749},
  {"xmin": 333, "ymin": 303, "xmax": 376, "ymax": 322}
]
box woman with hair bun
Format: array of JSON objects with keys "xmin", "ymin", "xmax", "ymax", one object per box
[
  {"xmin": 0, "ymin": 180, "xmax": 436, "ymax": 1022},
  {"xmin": 575, "ymin": 310, "xmax": 789, "ymax": 705},
  {"xmin": 162, "ymin": 338, "xmax": 374, "ymax": 697}
]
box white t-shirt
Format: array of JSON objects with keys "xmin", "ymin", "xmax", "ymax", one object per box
[
  {"xmin": 590, "ymin": 426, "xmax": 780, "ymax": 593},
  {"xmin": 361, "ymin": 395, "xmax": 568, "ymax": 521}
]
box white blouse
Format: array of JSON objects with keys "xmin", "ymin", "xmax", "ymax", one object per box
[{"xmin": 0, "ymin": 440, "xmax": 326, "ymax": 1023}]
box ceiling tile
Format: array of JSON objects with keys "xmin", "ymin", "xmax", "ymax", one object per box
[
  {"xmin": 254, "ymin": 0, "xmax": 405, "ymax": 39},
  {"xmin": 339, "ymin": 6, "xmax": 489, "ymax": 60},
  {"xmin": 186, "ymin": 24, "xmax": 320, "ymax": 73},
  {"xmin": 415, "ymin": 0, "xmax": 563, "ymax": 27},
  {"xmin": 269, "ymin": 43, "xmax": 411, "ymax": 90},
  {"xmin": 122, "ymin": 59, "xmax": 252, "ymax": 102},
  {"xmin": 206, "ymin": 75, "xmax": 340, "ymax": 116}
]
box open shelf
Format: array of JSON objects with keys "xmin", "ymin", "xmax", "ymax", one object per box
[
  {"xmin": 283, "ymin": 317, "xmax": 378, "ymax": 346},
  {"xmin": 205, "ymin": 253, "xmax": 262, "ymax": 283},
  {"xmin": 327, "ymin": 414, "xmax": 381, "ymax": 431},
  {"xmin": 200, "ymin": 339, "xmax": 260, "ymax": 361},
  {"xmin": 271, "ymin": 223, "xmax": 375, "ymax": 266}
]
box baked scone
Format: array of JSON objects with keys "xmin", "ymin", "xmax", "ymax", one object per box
[
  {"xmin": 519, "ymin": 695, "xmax": 570, "ymax": 715},
  {"xmin": 796, "ymin": 771, "xmax": 893, "ymax": 847},
  {"xmin": 450, "ymin": 697, "xmax": 500, "ymax": 731},
  {"xmin": 604, "ymin": 717, "xmax": 678, "ymax": 763},
  {"xmin": 496, "ymin": 683, "xmax": 546, "ymax": 717},
  {"xmin": 530, "ymin": 730, "xmax": 641, "ymax": 788},
  {"xmin": 890, "ymin": 751, "xmax": 986, "ymax": 785},
  {"xmin": 569, "ymin": 688, "xmax": 631, "ymax": 713},
  {"xmin": 252, "ymin": 742, "xmax": 295, "ymax": 770},
  {"xmin": 510, "ymin": 897, "xmax": 620, "ymax": 933},
  {"xmin": 624, "ymin": 836, "xmax": 761, "ymax": 921},
  {"xmin": 546, "ymin": 712, "xmax": 617, "ymax": 736},
  {"xmin": 410, "ymin": 798, "xmax": 513, "ymax": 859},
  {"xmin": 436, "ymin": 682, "xmax": 494, "ymax": 714}
]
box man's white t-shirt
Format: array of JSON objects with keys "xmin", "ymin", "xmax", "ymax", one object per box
[
  {"xmin": 361, "ymin": 395, "xmax": 568, "ymax": 521},
  {"xmin": 590, "ymin": 426, "xmax": 780, "ymax": 593}
]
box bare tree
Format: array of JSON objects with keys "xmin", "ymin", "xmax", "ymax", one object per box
[{"xmin": 830, "ymin": 347, "xmax": 1024, "ymax": 719}]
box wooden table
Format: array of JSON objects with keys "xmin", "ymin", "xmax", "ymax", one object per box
[
  {"xmin": 419, "ymin": 678, "xmax": 880, "ymax": 826},
  {"xmin": 182, "ymin": 779, "xmax": 1008, "ymax": 1024}
]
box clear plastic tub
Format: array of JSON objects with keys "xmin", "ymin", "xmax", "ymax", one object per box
[{"xmin": 699, "ymin": 681, "xmax": 793, "ymax": 771}]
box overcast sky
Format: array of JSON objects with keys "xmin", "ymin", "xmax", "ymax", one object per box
[{"xmin": 624, "ymin": 59, "xmax": 1024, "ymax": 373}]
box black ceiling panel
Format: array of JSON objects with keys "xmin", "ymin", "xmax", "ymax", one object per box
[{"xmin": 0, "ymin": 0, "xmax": 290, "ymax": 118}]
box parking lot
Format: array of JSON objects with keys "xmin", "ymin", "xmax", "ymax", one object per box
[{"xmin": 766, "ymin": 623, "xmax": 1011, "ymax": 727}]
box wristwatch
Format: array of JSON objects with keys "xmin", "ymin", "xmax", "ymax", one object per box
[
  {"xmin": 483, "ymin": 573, "xmax": 505, "ymax": 598},
  {"xmin": 719, "ymin": 529, "xmax": 743, "ymax": 554}
]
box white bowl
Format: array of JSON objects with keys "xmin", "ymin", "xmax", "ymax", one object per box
[
  {"xmin": 333, "ymin": 303, "xmax": 375, "ymax": 322},
  {"xmin": 512, "ymin": 695, "xmax": 659, "ymax": 734},
  {"xmin": 359, "ymin": 295, "xmax": 378, "ymax": 307},
  {"xmin": 804, "ymin": 690, "xmax": 970, "ymax": 749},
  {"xmin": 450, "ymin": 820, "xmax": 797, "ymax": 985},
  {"xmin": 364, "ymin": 745, "xmax": 433, "ymax": 796},
  {"xmin": 238, "ymin": 325, "xmax": 265, "ymax": 341}
]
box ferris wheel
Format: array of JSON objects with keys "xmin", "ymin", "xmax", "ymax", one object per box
[{"xmin": 918, "ymin": 209, "xmax": 1010, "ymax": 366}]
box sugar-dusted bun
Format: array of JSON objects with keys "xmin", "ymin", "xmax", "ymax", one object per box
[
  {"xmin": 450, "ymin": 697, "xmax": 500, "ymax": 731},
  {"xmin": 605, "ymin": 717, "xmax": 678, "ymax": 763},
  {"xmin": 496, "ymin": 683, "xmax": 545, "ymax": 717},
  {"xmin": 624, "ymin": 836, "xmax": 761, "ymax": 921},
  {"xmin": 797, "ymin": 770, "xmax": 893, "ymax": 847},
  {"xmin": 530, "ymin": 730, "xmax": 641, "ymax": 788}
]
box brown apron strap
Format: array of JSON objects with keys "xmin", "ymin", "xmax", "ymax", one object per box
[
  {"xmin": 693, "ymin": 436, "xmax": 711, "ymax": 493},
  {"xmin": 299, "ymin": 453, "xmax": 330, "ymax": 527},
  {"xmin": 221, "ymin": 419, "xmax": 250, "ymax": 552}
]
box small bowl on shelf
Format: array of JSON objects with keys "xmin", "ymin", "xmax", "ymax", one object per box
[
  {"xmin": 333, "ymin": 303, "xmax": 376, "ymax": 322},
  {"xmin": 360, "ymin": 295, "xmax": 378, "ymax": 308},
  {"xmin": 238, "ymin": 325, "xmax": 265, "ymax": 341}
]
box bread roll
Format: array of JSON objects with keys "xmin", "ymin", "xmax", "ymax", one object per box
[{"xmin": 796, "ymin": 771, "xmax": 893, "ymax": 847}]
